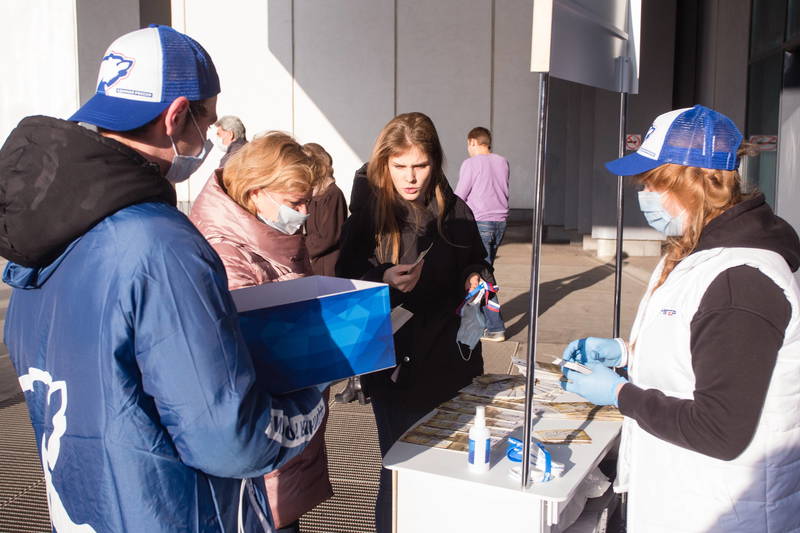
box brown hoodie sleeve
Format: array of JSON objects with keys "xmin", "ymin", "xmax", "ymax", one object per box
[
  {"xmin": 306, "ymin": 185, "xmax": 347, "ymax": 260},
  {"xmin": 618, "ymin": 265, "xmax": 790, "ymax": 460}
]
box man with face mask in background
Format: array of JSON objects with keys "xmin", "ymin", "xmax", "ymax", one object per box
[
  {"xmin": 215, "ymin": 114, "xmax": 248, "ymax": 167},
  {"xmin": 0, "ymin": 25, "xmax": 324, "ymax": 533}
]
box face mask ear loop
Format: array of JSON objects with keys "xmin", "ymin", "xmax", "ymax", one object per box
[
  {"xmin": 457, "ymin": 342, "xmax": 473, "ymax": 362},
  {"xmin": 187, "ymin": 108, "xmax": 207, "ymax": 157},
  {"xmin": 168, "ymin": 107, "xmax": 203, "ymax": 159},
  {"xmin": 264, "ymin": 192, "xmax": 283, "ymax": 223},
  {"xmin": 168, "ymin": 136, "xmax": 179, "ymax": 158}
]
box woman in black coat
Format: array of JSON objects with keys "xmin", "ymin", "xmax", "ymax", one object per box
[{"xmin": 336, "ymin": 112, "xmax": 493, "ymax": 533}]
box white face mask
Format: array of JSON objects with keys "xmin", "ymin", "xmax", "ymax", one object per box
[
  {"xmin": 212, "ymin": 135, "xmax": 227, "ymax": 152},
  {"xmin": 258, "ymin": 193, "xmax": 309, "ymax": 235},
  {"xmin": 164, "ymin": 110, "xmax": 212, "ymax": 184},
  {"xmin": 637, "ymin": 190, "xmax": 685, "ymax": 237}
]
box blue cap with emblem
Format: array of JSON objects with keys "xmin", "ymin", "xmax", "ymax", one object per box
[
  {"xmin": 69, "ymin": 25, "xmax": 220, "ymax": 132},
  {"xmin": 605, "ymin": 105, "xmax": 743, "ymax": 176}
]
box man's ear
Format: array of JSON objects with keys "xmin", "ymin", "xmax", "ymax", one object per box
[{"xmin": 164, "ymin": 97, "xmax": 190, "ymax": 138}]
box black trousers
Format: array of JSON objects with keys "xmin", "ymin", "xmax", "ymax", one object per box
[{"xmin": 370, "ymin": 395, "xmax": 434, "ymax": 533}]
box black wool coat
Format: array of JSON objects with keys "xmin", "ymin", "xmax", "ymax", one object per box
[{"xmin": 336, "ymin": 178, "xmax": 493, "ymax": 410}]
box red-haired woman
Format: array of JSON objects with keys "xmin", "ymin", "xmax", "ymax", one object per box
[{"xmin": 561, "ymin": 105, "xmax": 800, "ymax": 532}]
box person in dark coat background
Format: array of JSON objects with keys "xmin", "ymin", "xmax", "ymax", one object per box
[
  {"xmin": 303, "ymin": 142, "xmax": 348, "ymax": 276},
  {"xmin": 336, "ymin": 112, "xmax": 493, "ymax": 533}
]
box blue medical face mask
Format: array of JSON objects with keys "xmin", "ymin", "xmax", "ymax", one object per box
[
  {"xmin": 456, "ymin": 284, "xmax": 487, "ymax": 360},
  {"xmin": 164, "ymin": 109, "xmax": 212, "ymax": 184},
  {"xmin": 637, "ymin": 191, "xmax": 685, "ymax": 237},
  {"xmin": 259, "ymin": 193, "xmax": 309, "ymax": 235}
]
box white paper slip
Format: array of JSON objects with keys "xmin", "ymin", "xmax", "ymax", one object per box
[
  {"xmin": 552, "ymin": 358, "xmax": 593, "ymax": 375},
  {"xmin": 391, "ymin": 305, "xmax": 414, "ymax": 333},
  {"xmin": 411, "ymin": 243, "xmax": 433, "ymax": 267}
]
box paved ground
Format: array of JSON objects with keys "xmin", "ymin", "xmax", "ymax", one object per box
[{"xmin": 0, "ymin": 226, "xmax": 659, "ymax": 532}]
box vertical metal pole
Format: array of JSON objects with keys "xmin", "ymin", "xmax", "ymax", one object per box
[
  {"xmin": 522, "ymin": 72, "xmax": 550, "ymax": 490},
  {"xmin": 612, "ymin": 92, "xmax": 628, "ymax": 339}
]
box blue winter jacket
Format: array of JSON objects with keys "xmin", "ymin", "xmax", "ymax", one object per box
[{"xmin": 0, "ymin": 117, "xmax": 324, "ymax": 532}]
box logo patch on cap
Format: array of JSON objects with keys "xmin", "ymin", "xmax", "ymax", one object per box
[
  {"xmin": 70, "ymin": 25, "xmax": 220, "ymax": 132},
  {"xmin": 97, "ymin": 52, "xmax": 135, "ymax": 93}
]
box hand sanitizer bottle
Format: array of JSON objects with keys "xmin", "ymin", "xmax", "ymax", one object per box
[{"xmin": 468, "ymin": 406, "xmax": 491, "ymax": 472}]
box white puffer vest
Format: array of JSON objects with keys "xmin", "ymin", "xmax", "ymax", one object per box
[{"xmin": 617, "ymin": 247, "xmax": 800, "ymax": 533}]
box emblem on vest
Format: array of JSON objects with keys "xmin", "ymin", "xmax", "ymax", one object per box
[{"xmin": 660, "ymin": 308, "xmax": 677, "ymax": 316}]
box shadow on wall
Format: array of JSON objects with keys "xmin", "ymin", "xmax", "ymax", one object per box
[{"xmin": 267, "ymin": 1, "xmax": 393, "ymax": 165}]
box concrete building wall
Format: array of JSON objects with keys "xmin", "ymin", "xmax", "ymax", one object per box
[
  {"xmin": 170, "ymin": 0, "xmax": 295, "ymax": 204},
  {"xmin": 2, "ymin": 2, "xmax": 80, "ymax": 142},
  {"xmin": 493, "ymin": 0, "xmax": 539, "ymax": 211},
  {"xmin": 1, "ymin": 0, "xmax": 148, "ymax": 143},
  {"xmin": 168, "ymin": 0, "xmax": 539, "ymax": 209},
  {"xmin": 397, "ymin": 0, "xmax": 492, "ymax": 184},
  {"xmin": 588, "ymin": 0, "xmax": 678, "ymax": 251},
  {"xmin": 2, "ymin": 0, "xmax": 723, "ymax": 259},
  {"xmin": 694, "ymin": 0, "xmax": 750, "ymax": 131},
  {"xmin": 293, "ymin": 0, "xmax": 394, "ymax": 192},
  {"xmin": 76, "ymin": 0, "xmax": 142, "ymax": 103}
]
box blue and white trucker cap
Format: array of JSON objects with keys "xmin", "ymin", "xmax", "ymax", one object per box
[
  {"xmin": 70, "ymin": 25, "xmax": 220, "ymax": 132},
  {"xmin": 605, "ymin": 105, "xmax": 743, "ymax": 176}
]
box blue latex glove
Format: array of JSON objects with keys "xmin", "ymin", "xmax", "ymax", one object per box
[
  {"xmin": 561, "ymin": 362, "xmax": 628, "ymax": 407},
  {"xmin": 561, "ymin": 337, "xmax": 625, "ymax": 367}
]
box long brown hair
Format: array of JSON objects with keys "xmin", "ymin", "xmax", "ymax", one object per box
[
  {"xmin": 367, "ymin": 112, "xmax": 449, "ymax": 263},
  {"xmin": 638, "ymin": 162, "xmax": 745, "ymax": 288}
]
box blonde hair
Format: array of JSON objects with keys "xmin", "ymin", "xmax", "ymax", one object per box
[
  {"xmin": 367, "ymin": 112, "xmax": 449, "ymax": 264},
  {"xmin": 302, "ymin": 142, "xmax": 334, "ymax": 192},
  {"xmin": 222, "ymin": 133, "xmax": 313, "ymax": 215},
  {"xmin": 638, "ymin": 163, "xmax": 746, "ymax": 288}
]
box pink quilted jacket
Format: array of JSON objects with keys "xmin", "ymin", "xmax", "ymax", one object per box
[{"xmin": 190, "ymin": 170, "xmax": 332, "ymax": 527}]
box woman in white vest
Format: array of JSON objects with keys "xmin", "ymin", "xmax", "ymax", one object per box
[{"xmin": 561, "ymin": 105, "xmax": 800, "ymax": 532}]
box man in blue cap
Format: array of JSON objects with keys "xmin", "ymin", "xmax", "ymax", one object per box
[{"xmin": 0, "ymin": 26, "xmax": 324, "ymax": 532}]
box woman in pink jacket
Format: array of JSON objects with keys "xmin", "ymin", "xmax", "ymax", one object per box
[{"xmin": 190, "ymin": 132, "xmax": 332, "ymax": 533}]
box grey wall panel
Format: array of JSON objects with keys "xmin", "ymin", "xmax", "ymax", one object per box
[
  {"xmin": 76, "ymin": 0, "xmax": 141, "ymax": 104},
  {"xmin": 577, "ymin": 85, "xmax": 595, "ymax": 234},
  {"xmin": 293, "ymin": 0, "xmax": 395, "ymax": 173},
  {"xmin": 591, "ymin": 88, "xmax": 621, "ymax": 237},
  {"xmin": 622, "ymin": 0, "xmax": 677, "ymax": 234},
  {"xmin": 694, "ymin": 0, "xmax": 749, "ymax": 130},
  {"xmin": 139, "ymin": 0, "xmax": 171, "ymax": 27},
  {"xmin": 710, "ymin": 0, "xmax": 749, "ymax": 130},
  {"xmin": 544, "ymin": 77, "xmax": 569, "ymax": 225},
  {"xmin": 563, "ymin": 82, "xmax": 582, "ymax": 230},
  {"xmin": 493, "ymin": 0, "xmax": 538, "ymax": 209},
  {"xmin": 396, "ymin": 0, "xmax": 492, "ymax": 182},
  {"xmin": 695, "ymin": 0, "xmax": 718, "ymax": 110},
  {"xmin": 627, "ymin": 0, "xmax": 676, "ymax": 135}
]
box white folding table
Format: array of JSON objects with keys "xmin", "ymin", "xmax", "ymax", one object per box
[{"xmin": 384, "ymin": 400, "xmax": 621, "ymax": 533}]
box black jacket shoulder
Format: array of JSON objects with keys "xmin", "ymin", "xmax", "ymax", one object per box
[{"xmin": 0, "ymin": 116, "xmax": 175, "ymax": 267}]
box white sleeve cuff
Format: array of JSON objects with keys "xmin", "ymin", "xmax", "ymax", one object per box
[{"xmin": 614, "ymin": 338, "xmax": 629, "ymax": 367}]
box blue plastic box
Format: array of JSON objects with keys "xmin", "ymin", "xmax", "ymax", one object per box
[{"xmin": 231, "ymin": 276, "xmax": 396, "ymax": 393}]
